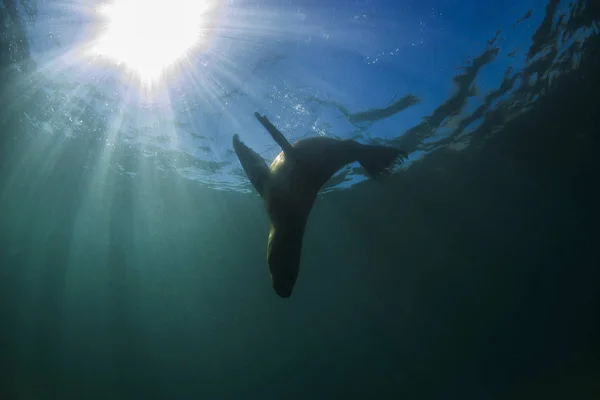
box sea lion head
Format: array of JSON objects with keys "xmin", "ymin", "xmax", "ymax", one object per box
[
  {"xmin": 267, "ymin": 225, "xmax": 303, "ymax": 298},
  {"xmin": 265, "ymin": 187, "xmax": 307, "ymax": 298}
]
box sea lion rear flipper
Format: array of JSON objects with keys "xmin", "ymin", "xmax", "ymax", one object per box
[
  {"xmin": 357, "ymin": 143, "xmax": 407, "ymax": 179},
  {"xmin": 232, "ymin": 134, "xmax": 270, "ymax": 197},
  {"xmin": 254, "ymin": 112, "xmax": 296, "ymax": 160}
]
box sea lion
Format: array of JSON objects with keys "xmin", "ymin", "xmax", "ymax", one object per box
[{"xmin": 233, "ymin": 112, "xmax": 407, "ymax": 298}]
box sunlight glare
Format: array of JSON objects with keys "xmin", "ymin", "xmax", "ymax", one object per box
[{"xmin": 91, "ymin": 0, "xmax": 217, "ymax": 83}]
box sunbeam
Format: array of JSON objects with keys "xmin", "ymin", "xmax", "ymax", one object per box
[
  {"xmin": 89, "ymin": 0, "xmax": 221, "ymax": 84},
  {"xmin": 8, "ymin": 0, "xmax": 396, "ymax": 192}
]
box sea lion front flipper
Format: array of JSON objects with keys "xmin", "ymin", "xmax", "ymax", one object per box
[
  {"xmin": 254, "ymin": 112, "xmax": 296, "ymax": 161},
  {"xmin": 232, "ymin": 134, "xmax": 270, "ymax": 197}
]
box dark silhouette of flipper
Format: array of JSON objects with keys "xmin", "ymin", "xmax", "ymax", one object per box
[
  {"xmin": 254, "ymin": 112, "xmax": 296, "ymax": 162},
  {"xmin": 232, "ymin": 134, "xmax": 270, "ymax": 198}
]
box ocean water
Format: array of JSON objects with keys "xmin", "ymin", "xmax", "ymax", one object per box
[{"xmin": 0, "ymin": 0, "xmax": 599, "ymax": 398}]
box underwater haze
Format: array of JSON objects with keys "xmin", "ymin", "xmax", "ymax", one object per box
[{"xmin": 1, "ymin": 0, "xmax": 599, "ymax": 398}]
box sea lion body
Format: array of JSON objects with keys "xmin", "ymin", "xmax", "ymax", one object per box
[
  {"xmin": 233, "ymin": 113, "xmax": 406, "ymax": 298},
  {"xmin": 267, "ymin": 137, "xmax": 364, "ymax": 211}
]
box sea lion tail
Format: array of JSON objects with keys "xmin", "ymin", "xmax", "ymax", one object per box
[{"xmin": 357, "ymin": 144, "xmax": 407, "ymax": 179}]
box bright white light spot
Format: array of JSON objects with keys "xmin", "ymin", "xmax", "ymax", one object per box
[{"xmin": 91, "ymin": 0, "xmax": 215, "ymax": 82}]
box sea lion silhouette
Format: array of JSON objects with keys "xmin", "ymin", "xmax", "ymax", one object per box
[{"xmin": 233, "ymin": 112, "xmax": 407, "ymax": 298}]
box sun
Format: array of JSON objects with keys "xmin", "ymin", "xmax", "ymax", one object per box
[{"xmin": 90, "ymin": 0, "xmax": 218, "ymax": 83}]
